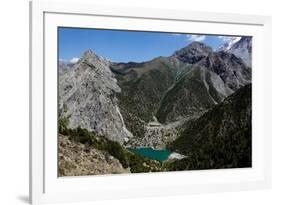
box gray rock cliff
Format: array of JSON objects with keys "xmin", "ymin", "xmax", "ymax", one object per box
[{"xmin": 59, "ymin": 50, "xmax": 133, "ymax": 144}]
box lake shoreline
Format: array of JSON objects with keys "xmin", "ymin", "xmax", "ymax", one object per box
[{"xmin": 127, "ymin": 147, "xmax": 186, "ymax": 162}]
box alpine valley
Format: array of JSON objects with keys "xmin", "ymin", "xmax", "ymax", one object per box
[{"xmin": 58, "ymin": 36, "xmax": 252, "ymax": 176}]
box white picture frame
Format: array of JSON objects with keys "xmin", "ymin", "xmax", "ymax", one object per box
[{"xmin": 29, "ymin": 0, "xmax": 272, "ymax": 204}]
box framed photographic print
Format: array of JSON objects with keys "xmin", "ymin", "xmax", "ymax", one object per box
[{"xmin": 29, "ymin": 0, "xmax": 272, "ymax": 204}]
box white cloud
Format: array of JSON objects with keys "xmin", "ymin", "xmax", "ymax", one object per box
[
  {"xmin": 172, "ymin": 33, "xmax": 182, "ymax": 36},
  {"xmin": 186, "ymin": 34, "xmax": 206, "ymax": 42},
  {"xmin": 69, "ymin": 57, "xmax": 80, "ymax": 64}
]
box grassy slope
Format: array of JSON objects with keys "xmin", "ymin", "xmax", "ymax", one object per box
[
  {"xmin": 156, "ymin": 66, "xmax": 225, "ymax": 123},
  {"xmin": 115, "ymin": 58, "xmax": 176, "ymax": 138}
]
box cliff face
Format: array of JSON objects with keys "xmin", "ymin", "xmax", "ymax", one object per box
[
  {"xmin": 197, "ymin": 51, "xmax": 251, "ymax": 90},
  {"xmin": 59, "ymin": 50, "xmax": 133, "ymax": 144},
  {"xmin": 218, "ymin": 36, "xmax": 252, "ymax": 67}
]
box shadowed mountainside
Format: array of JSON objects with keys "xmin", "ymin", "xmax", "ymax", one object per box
[{"xmin": 168, "ymin": 84, "xmax": 252, "ymax": 170}]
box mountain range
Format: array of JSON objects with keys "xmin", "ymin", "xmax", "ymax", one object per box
[{"xmin": 58, "ymin": 36, "xmax": 252, "ymax": 173}]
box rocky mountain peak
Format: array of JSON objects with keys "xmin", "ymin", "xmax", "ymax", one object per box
[
  {"xmin": 216, "ymin": 37, "xmax": 241, "ymax": 51},
  {"xmin": 218, "ymin": 36, "xmax": 252, "ymax": 67},
  {"xmin": 59, "ymin": 49, "xmax": 134, "ymax": 144},
  {"xmin": 79, "ymin": 49, "xmax": 110, "ymax": 66},
  {"xmin": 174, "ymin": 41, "xmax": 213, "ymax": 64},
  {"xmin": 231, "ymin": 36, "xmax": 252, "ymax": 51},
  {"xmin": 81, "ymin": 49, "xmax": 97, "ymax": 58},
  {"xmin": 187, "ymin": 41, "xmax": 212, "ymax": 50},
  {"xmin": 197, "ymin": 50, "xmax": 251, "ymax": 91}
]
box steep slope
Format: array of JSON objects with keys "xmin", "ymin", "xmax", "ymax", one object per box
[
  {"xmin": 197, "ymin": 51, "xmax": 251, "ymax": 90},
  {"xmin": 58, "ymin": 60, "xmax": 76, "ymax": 75},
  {"xmin": 59, "ymin": 135, "xmax": 128, "ymax": 176},
  {"xmin": 113, "ymin": 42, "xmax": 216, "ymax": 136},
  {"xmin": 169, "ymin": 84, "xmax": 252, "ymax": 170},
  {"xmin": 218, "ymin": 36, "xmax": 252, "ymax": 67},
  {"xmin": 156, "ymin": 41, "xmax": 250, "ymax": 123},
  {"xmin": 156, "ymin": 65, "xmax": 233, "ymax": 123},
  {"xmin": 217, "ymin": 37, "xmax": 241, "ymax": 51},
  {"xmin": 112, "ymin": 56, "xmax": 193, "ymax": 139},
  {"xmin": 114, "ymin": 57, "xmax": 176, "ymax": 123},
  {"xmin": 58, "ymin": 127, "xmax": 165, "ymax": 175},
  {"xmin": 59, "ymin": 50, "xmax": 133, "ymax": 144},
  {"xmin": 228, "ymin": 36, "xmax": 252, "ymax": 67},
  {"xmin": 173, "ymin": 41, "xmax": 213, "ymax": 63},
  {"xmin": 113, "ymin": 41, "xmax": 250, "ymax": 141}
]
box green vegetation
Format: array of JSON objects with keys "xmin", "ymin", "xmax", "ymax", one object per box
[
  {"xmin": 58, "ymin": 84, "xmax": 252, "ymax": 173},
  {"xmin": 168, "ymin": 128, "xmax": 251, "ymax": 171},
  {"xmin": 116, "ymin": 60, "xmax": 175, "ymax": 138},
  {"xmin": 168, "ymin": 84, "xmax": 252, "ymax": 170},
  {"xmin": 58, "ymin": 103, "xmax": 71, "ymax": 135},
  {"xmin": 156, "ymin": 67, "xmax": 217, "ymax": 123},
  {"xmin": 58, "ymin": 124, "xmax": 164, "ymax": 173},
  {"xmin": 58, "ymin": 115, "xmax": 71, "ymax": 136}
]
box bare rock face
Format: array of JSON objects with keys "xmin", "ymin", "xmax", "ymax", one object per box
[
  {"xmin": 197, "ymin": 51, "xmax": 251, "ymax": 91},
  {"xmin": 59, "ymin": 135, "xmax": 128, "ymax": 176},
  {"xmin": 58, "ymin": 60, "xmax": 76, "ymax": 75},
  {"xmin": 173, "ymin": 41, "xmax": 213, "ymax": 64},
  {"xmin": 228, "ymin": 37, "xmax": 252, "ymax": 67},
  {"xmin": 218, "ymin": 36, "xmax": 252, "ymax": 67},
  {"xmin": 59, "ymin": 50, "xmax": 133, "ymax": 144}
]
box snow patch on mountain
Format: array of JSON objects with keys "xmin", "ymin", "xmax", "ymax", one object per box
[{"xmin": 217, "ymin": 36, "xmax": 241, "ymax": 51}]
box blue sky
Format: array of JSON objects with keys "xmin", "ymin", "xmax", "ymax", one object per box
[{"xmin": 59, "ymin": 27, "xmax": 241, "ymax": 63}]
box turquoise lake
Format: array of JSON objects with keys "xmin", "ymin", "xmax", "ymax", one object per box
[{"xmin": 128, "ymin": 147, "xmax": 171, "ymax": 162}]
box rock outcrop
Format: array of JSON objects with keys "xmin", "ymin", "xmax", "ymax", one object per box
[
  {"xmin": 59, "ymin": 50, "xmax": 133, "ymax": 144},
  {"xmin": 173, "ymin": 41, "xmax": 213, "ymax": 64},
  {"xmin": 218, "ymin": 36, "xmax": 252, "ymax": 67},
  {"xmin": 197, "ymin": 51, "xmax": 251, "ymax": 90},
  {"xmin": 59, "ymin": 135, "xmax": 128, "ymax": 176}
]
